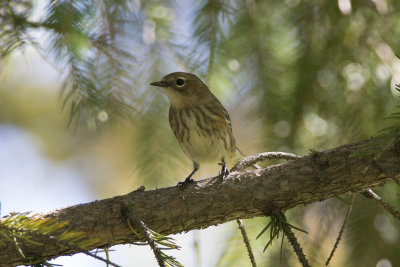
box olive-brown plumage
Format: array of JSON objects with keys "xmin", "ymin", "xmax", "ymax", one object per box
[{"xmin": 150, "ymin": 72, "xmax": 240, "ymax": 183}]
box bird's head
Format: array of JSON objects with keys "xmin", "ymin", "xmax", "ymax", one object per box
[{"xmin": 150, "ymin": 72, "xmax": 212, "ymax": 108}]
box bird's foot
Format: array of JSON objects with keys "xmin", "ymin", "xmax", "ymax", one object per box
[
  {"xmin": 177, "ymin": 176, "xmax": 195, "ymax": 186},
  {"xmin": 219, "ymin": 164, "xmax": 229, "ymax": 179}
]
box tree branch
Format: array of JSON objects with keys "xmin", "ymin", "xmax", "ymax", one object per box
[
  {"xmin": 236, "ymin": 219, "xmax": 257, "ymax": 267},
  {"xmin": 275, "ymin": 210, "xmax": 310, "ymax": 267},
  {"xmin": 325, "ymin": 193, "xmax": 355, "ymax": 265},
  {"xmin": 123, "ymin": 206, "xmax": 166, "ymax": 267},
  {"xmin": 1, "ymin": 134, "xmax": 399, "ymax": 266},
  {"xmin": 361, "ymin": 188, "xmax": 400, "ymax": 221}
]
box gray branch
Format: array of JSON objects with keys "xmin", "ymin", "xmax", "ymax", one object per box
[
  {"xmin": 1, "ymin": 134, "xmax": 399, "ymax": 266},
  {"xmin": 231, "ymin": 152, "xmax": 300, "ymax": 171}
]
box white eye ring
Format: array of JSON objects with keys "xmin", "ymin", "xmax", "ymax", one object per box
[{"xmin": 176, "ymin": 78, "xmax": 185, "ymax": 87}]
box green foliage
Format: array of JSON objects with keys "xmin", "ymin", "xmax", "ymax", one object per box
[
  {"xmin": 256, "ymin": 213, "xmax": 308, "ymax": 253},
  {"xmin": 152, "ymin": 231, "xmax": 184, "ymax": 267},
  {"xmin": 126, "ymin": 214, "xmax": 183, "ymax": 267},
  {"xmin": 45, "ymin": 0, "xmax": 138, "ymax": 129},
  {"xmin": 0, "ymin": 0, "xmax": 34, "ymax": 56},
  {"xmin": 0, "ymin": 212, "xmax": 101, "ymax": 265},
  {"xmin": 2, "ymin": 0, "xmax": 138, "ymax": 129}
]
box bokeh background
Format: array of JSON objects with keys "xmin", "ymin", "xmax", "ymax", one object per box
[{"xmin": 1, "ymin": 0, "xmax": 400, "ymax": 266}]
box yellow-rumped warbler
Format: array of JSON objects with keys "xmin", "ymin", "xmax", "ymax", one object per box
[{"xmin": 150, "ymin": 72, "xmax": 243, "ymax": 184}]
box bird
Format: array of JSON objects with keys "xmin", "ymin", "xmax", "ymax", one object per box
[{"xmin": 150, "ymin": 72, "xmax": 245, "ymax": 184}]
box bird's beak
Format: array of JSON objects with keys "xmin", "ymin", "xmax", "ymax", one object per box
[{"xmin": 150, "ymin": 80, "xmax": 167, "ymax": 87}]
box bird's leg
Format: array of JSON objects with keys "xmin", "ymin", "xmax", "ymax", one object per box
[
  {"xmin": 219, "ymin": 159, "xmax": 229, "ymax": 179},
  {"xmin": 178, "ymin": 162, "xmax": 199, "ymax": 185}
]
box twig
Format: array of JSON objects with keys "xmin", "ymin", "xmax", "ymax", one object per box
[
  {"xmin": 193, "ymin": 231, "xmax": 201, "ymax": 267},
  {"xmin": 124, "ymin": 207, "xmax": 166, "ymax": 267},
  {"xmin": 104, "ymin": 247, "xmax": 110, "ymax": 267},
  {"xmin": 275, "ymin": 210, "xmax": 310, "ymax": 267},
  {"xmin": 42, "ymin": 237, "xmax": 122, "ymax": 267},
  {"xmin": 206, "ymin": 0, "xmax": 219, "ymax": 82},
  {"xmin": 3, "ymin": 222, "xmax": 122, "ymax": 267},
  {"xmin": 231, "ymin": 152, "xmax": 300, "ymax": 171},
  {"xmin": 78, "ymin": 249, "xmax": 121, "ymax": 267},
  {"xmin": 236, "ymin": 219, "xmax": 257, "ymax": 267},
  {"xmin": 361, "ymin": 189, "xmax": 400, "ymax": 221},
  {"xmin": 325, "ymin": 193, "xmax": 355, "ymax": 266}
]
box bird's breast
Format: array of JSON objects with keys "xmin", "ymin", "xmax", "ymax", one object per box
[{"xmin": 169, "ymin": 106, "xmax": 236, "ymax": 164}]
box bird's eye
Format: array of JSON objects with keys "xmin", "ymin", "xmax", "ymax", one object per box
[{"xmin": 176, "ymin": 78, "xmax": 185, "ymax": 87}]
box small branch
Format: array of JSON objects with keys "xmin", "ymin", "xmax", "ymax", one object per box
[
  {"xmin": 275, "ymin": 210, "xmax": 310, "ymax": 267},
  {"xmin": 236, "ymin": 219, "xmax": 257, "ymax": 267},
  {"xmin": 104, "ymin": 248, "xmax": 110, "ymax": 267},
  {"xmin": 206, "ymin": 0, "xmax": 218, "ymax": 81},
  {"xmin": 77, "ymin": 248, "xmax": 121, "ymax": 267},
  {"xmin": 231, "ymin": 152, "xmax": 300, "ymax": 171},
  {"xmin": 361, "ymin": 189, "xmax": 400, "ymax": 221},
  {"xmin": 325, "ymin": 193, "xmax": 355, "ymax": 266},
  {"xmin": 123, "ymin": 207, "xmax": 166, "ymax": 267}
]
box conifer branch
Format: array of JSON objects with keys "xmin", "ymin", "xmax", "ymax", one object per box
[
  {"xmin": 236, "ymin": 219, "xmax": 257, "ymax": 267},
  {"xmin": 124, "ymin": 207, "xmax": 166, "ymax": 267},
  {"xmin": 325, "ymin": 193, "xmax": 355, "ymax": 266},
  {"xmin": 361, "ymin": 189, "xmax": 400, "ymax": 221},
  {"xmin": 275, "ymin": 210, "xmax": 309, "ymax": 267}
]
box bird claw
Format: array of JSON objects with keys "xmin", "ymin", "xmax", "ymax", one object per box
[
  {"xmin": 219, "ymin": 164, "xmax": 229, "ymax": 179},
  {"xmin": 177, "ymin": 177, "xmax": 195, "ymax": 186}
]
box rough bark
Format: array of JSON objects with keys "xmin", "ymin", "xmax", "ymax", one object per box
[{"xmin": 1, "ymin": 134, "xmax": 399, "ymax": 266}]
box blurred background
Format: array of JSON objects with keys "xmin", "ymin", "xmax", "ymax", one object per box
[{"xmin": 1, "ymin": 0, "xmax": 400, "ymax": 266}]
